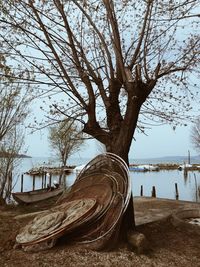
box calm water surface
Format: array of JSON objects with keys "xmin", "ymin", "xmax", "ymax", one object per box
[{"xmin": 12, "ymin": 157, "xmax": 200, "ymax": 203}]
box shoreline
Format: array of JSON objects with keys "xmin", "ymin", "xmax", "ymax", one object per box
[{"xmin": 24, "ymin": 163, "xmax": 200, "ymax": 176}]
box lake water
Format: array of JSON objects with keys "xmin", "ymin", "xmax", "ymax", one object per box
[{"xmin": 12, "ymin": 156, "xmax": 200, "ymax": 203}]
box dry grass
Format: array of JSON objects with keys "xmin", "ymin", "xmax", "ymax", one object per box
[{"xmin": 0, "ymin": 199, "xmax": 200, "ymax": 267}]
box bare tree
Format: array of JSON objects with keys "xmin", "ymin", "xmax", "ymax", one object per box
[
  {"xmin": 191, "ymin": 117, "xmax": 200, "ymax": 153},
  {"xmin": 0, "ymin": 87, "xmax": 27, "ymax": 141},
  {"xmin": 49, "ymin": 119, "xmax": 84, "ymax": 167},
  {"xmin": 1, "ymin": 0, "xmax": 200, "ymax": 237},
  {"xmin": 0, "ymin": 59, "xmax": 33, "ymax": 202},
  {"xmin": 0, "ymin": 0, "xmax": 199, "ymax": 163},
  {"xmin": 0, "ymin": 126, "xmax": 25, "ymax": 202},
  {"xmin": 0, "ymin": 77, "xmax": 32, "ymax": 141}
]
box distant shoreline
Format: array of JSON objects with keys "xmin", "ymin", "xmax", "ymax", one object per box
[
  {"xmin": 0, "ymin": 153, "xmax": 31, "ymax": 158},
  {"xmin": 130, "ymin": 155, "xmax": 200, "ymax": 164}
]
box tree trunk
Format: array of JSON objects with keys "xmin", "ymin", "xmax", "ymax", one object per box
[
  {"xmin": 105, "ymin": 138, "xmax": 136, "ymax": 243},
  {"xmin": 104, "ymin": 111, "xmax": 142, "ymax": 242},
  {"xmin": 83, "ymin": 87, "xmax": 148, "ymax": 245}
]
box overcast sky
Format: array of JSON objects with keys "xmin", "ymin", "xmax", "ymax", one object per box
[
  {"xmin": 23, "ymin": 90, "xmax": 200, "ymax": 160},
  {"xmin": 11, "ymin": 3, "xmax": 200, "ymax": 161},
  {"xmin": 25, "ymin": 122, "xmax": 198, "ymax": 159}
]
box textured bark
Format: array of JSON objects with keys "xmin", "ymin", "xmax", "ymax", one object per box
[{"xmin": 82, "ymin": 85, "xmax": 148, "ymax": 235}]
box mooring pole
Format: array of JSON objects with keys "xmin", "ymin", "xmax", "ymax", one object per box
[
  {"xmin": 32, "ymin": 175, "xmax": 35, "ymax": 191},
  {"xmin": 188, "ymin": 150, "xmax": 191, "ymax": 164},
  {"xmin": 49, "ymin": 173, "xmax": 52, "ymax": 187},
  {"xmin": 140, "ymin": 185, "xmax": 143, "ymax": 196},
  {"xmin": 44, "ymin": 172, "xmax": 47, "ymax": 188},
  {"xmin": 20, "ymin": 174, "xmax": 24, "ymax": 193},
  {"xmin": 42, "ymin": 173, "xmax": 44, "ymax": 189},
  {"xmin": 175, "ymin": 183, "xmax": 179, "ymax": 200},
  {"xmin": 151, "ymin": 186, "xmax": 156, "ymax": 197}
]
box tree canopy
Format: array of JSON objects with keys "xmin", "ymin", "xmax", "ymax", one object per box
[
  {"xmin": 49, "ymin": 119, "xmax": 84, "ymax": 166},
  {"xmin": 0, "ymin": 0, "xmax": 200, "ymax": 162}
]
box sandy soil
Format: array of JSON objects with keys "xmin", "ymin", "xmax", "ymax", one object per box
[{"xmin": 0, "ymin": 199, "xmax": 200, "ymax": 267}]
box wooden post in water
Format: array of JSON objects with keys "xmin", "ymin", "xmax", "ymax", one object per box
[
  {"xmin": 140, "ymin": 185, "xmax": 143, "ymax": 196},
  {"xmin": 44, "ymin": 172, "xmax": 47, "ymax": 188},
  {"xmin": 188, "ymin": 150, "xmax": 190, "ymax": 164},
  {"xmin": 194, "ymin": 173, "xmax": 198, "ymax": 202},
  {"xmin": 151, "ymin": 186, "xmax": 156, "ymax": 197},
  {"xmin": 20, "ymin": 174, "xmax": 24, "ymax": 192},
  {"xmin": 175, "ymin": 183, "xmax": 179, "ymax": 200},
  {"xmin": 41, "ymin": 173, "xmax": 44, "ymax": 189},
  {"xmin": 49, "ymin": 173, "xmax": 52, "ymax": 187},
  {"xmin": 32, "ymin": 175, "xmax": 35, "ymax": 191}
]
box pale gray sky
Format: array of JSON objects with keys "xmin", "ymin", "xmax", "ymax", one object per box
[
  {"xmin": 3, "ymin": 1, "xmax": 199, "ymax": 161},
  {"xmin": 25, "ymin": 122, "xmax": 198, "ymax": 159},
  {"xmin": 23, "ymin": 92, "xmax": 199, "ymax": 159},
  {"xmin": 131, "ymin": 124, "xmax": 197, "ymax": 159}
]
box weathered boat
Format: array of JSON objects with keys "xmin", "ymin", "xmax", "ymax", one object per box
[
  {"xmin": 129, "ymin": 165, "xmax": 148, "ymax": 172},
  {"xmin": 15, "ymin": 153, "xmax": 131, "ymax": 252},
  {"xmin": 129, "ymin": 164, "xmax": 159, "ymax": 172},
  {"xmin": 12, "ymin": 187, "xmax": 63, "ymax": 204}
]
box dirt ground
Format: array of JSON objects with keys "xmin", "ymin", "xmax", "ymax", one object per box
[{"xmin": 0, "ymin": 197, "xmax": 200, "ymax": 267}]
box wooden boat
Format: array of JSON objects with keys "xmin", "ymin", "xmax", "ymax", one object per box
[
  {"xmin": 129, "ymin": 164, "xmax": 159, "ymax": 172},
  {"xmin": 15, "ymin": 153, "xmax": 131, "ymax": 251},
  {"xmin": 12, "ymin": 187, "xmax": 63, "ymax": 204},
  {"xmin": 129, "ymin": 165, "xmax": 148, "ymax": 172}
]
